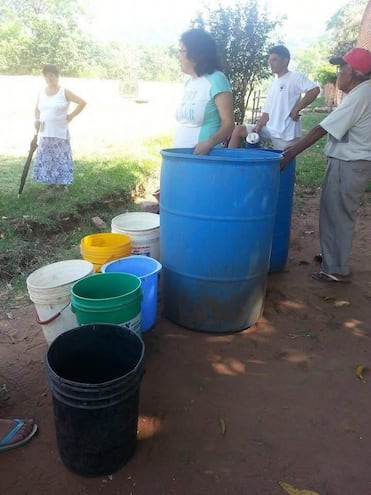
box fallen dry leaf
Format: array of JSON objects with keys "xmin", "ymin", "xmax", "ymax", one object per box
[
  {"xmin": 219, "ymin": 417, "xmax": 226, "ymax": 435},
  {"xmin": 355, "ymin": 365, "xmax": 367, "ymax": 383},
  {"xmin": 279, "ymin": 481, "xmax": 320, "ymax": 495},
  {"xmin": 0, "ymin": 383, "xmax": 9, "ymax": 401},
  {"xmin": 333, "ymin": 299, "xmax": 350, "ymax": 308},
  {"xmin": 323, "ymin": 296, "xmax": 336, "ymax": 301},
  {"xmin": 322, "ymin": 296, "xmax": 350, "ymax": 307}
]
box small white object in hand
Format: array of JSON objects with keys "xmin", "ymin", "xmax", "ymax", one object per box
[{"xmin": 246, "ymin": 132, "xmax": 260, "ymax": 144}]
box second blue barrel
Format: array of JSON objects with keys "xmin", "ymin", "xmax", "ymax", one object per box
[
  {"xmin": 264, "ymin": 150, "xmax": 296, "ymax": 273},
  {"xmin": 160, "ymin": 148, "xmax": 281, "ymax": 333}
]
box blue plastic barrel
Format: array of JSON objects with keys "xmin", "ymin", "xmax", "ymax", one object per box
[
  {"xmin": 269, "ymin": 154, "xmax": 296, "ymax": 272},
  {"xmin": 101, "ymin": 256, "xmax": 162, "ymax": 332},
  {"xmin": 245, "ymin": 147, "xmax": 296, "ymax": 272},
  {"xmin": 160, "ymin": 148, "xmax": 281, "ymax": 332}
]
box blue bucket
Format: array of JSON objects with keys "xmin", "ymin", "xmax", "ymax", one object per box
[
  {"xmin": 160, "ymin": 147, "xmax": 281, "ymax": 332},
  {"xmin": 101, "ymin": 256, "xmax": 162, "ymax": 332}
]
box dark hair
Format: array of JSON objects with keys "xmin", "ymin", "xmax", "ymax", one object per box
[
  {"xmin": 42, "ymin": 64, "xmax": 59, "ymax": 76},
  {"xmin": 180, "ymin": 28, "xmax": 220, "ymax": 76},
  {"xmin": 269, "ymin": 45, "xmax": 290, "ymax": 63}
]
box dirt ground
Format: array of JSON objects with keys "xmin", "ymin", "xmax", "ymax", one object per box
[{"xmin": 1, "ymin": 189, "xmax": 371, "ymax": 495}]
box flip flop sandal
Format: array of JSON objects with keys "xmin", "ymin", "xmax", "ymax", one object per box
[
  {"xmin": 312, "ymin": 271, "xmax": 351, "ymax": 283},
  {"xmin": 0, "ymin": 419, "xmax": 38, "ymax": 452}
]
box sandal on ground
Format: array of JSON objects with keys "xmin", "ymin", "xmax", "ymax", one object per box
[
  {"xmin": 311, "ymin": 271, "xmax": 351, "ymax": 283},
  {"xmin": 0, "ymin": 419, "xmax": 38, "ymax": 452}
]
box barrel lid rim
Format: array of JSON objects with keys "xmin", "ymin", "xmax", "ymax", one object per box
[
  {"xmin": 45, "ymin": 324, "xmax": 145, "ymax": 387},
  {"xmin": 71, "ymin": 272, "xmax": 142, "ymax": 300},
  {"xmin": 111, "ymin": 212, "xmax": 160, "ymax": 230},
  {"xmin": 26, "ymin": 259, "xmax": 94, "ymax": 289},
  {"xmin": 160, "ymin": 147, "xmax": 282, "ymax": 162},
  {"xmin": 101, "ymin": 255, "xmax": 162, "ymax": 276}
]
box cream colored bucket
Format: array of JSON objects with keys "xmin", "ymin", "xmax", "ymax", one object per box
[
  {"xmin": 26, "ymin": 259, "xmax": 94, "ymax": 345},
  {"xmin": 111, "ymin": 212, "xmax": 160, "ymax": 261}
]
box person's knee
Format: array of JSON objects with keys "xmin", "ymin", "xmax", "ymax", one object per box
[{"xmin": 232, "ymin": 125, "xmax": 247, "ymax": 138}]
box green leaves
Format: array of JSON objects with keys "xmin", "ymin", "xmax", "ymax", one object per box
[
  {"xmin": 192, "ymin": 0, "xmax": 282, "ymax": 123},
  {"xmin": 0, "ymin": 0, "xmax": 98, "ymax": 75}
]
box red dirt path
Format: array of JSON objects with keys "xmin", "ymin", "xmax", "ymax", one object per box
[{"xmin": 1, "ymin": 189, "xmax": 370, "ymax": 495}]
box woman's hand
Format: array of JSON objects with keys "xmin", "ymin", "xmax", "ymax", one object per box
[
  {"xmin": 193, "ymin": 139, "xmax": 213, "ymax": 155},
  {"xmin": 193, "ymin": 91, "xmax": 234, "ymax": 155},
  {"xmin": 65, "ymin": 89, "xmax": 86, "ymax": 123}
]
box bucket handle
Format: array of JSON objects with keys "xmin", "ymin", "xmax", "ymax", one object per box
[{"xmin": 35, "ymin": 302, "xmax": 70, "ymax": 325}]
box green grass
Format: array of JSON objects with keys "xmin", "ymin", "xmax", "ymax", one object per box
[
  {"xmin": 2, "ymin": 110, "xmax": 360, "ymax": 303},
  {"xmin": 295, "ymin": 112, "xmax": 326, "ymax": 188},
  {"xmin": 0, "ymin": 134, "xmax": 172, "ymax": 300},
  {"xmin": 307, "ymin": 95, "xmax": 326, "ymax": 108}
]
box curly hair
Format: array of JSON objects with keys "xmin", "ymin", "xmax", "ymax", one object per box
[{"xmin": 180, "ymin": 28, "xmax": 220, "ymax": 76}]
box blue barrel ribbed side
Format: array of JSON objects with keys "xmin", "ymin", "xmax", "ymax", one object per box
[
  {"xmin": 160, "ymin": 148, "xmax": 281, "ymax": 332},
  {"xmin": 269, "ymin": 157, "xmax": 296, "ymax": 272}
]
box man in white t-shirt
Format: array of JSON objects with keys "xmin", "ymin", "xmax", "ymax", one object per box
[
  {"xmin": 280, "ymin": 47, "xmax": 371, "ymax": 283},
  {"xmin": 228, "ymin": 45, "xmax": 320, "ymax": 150}
]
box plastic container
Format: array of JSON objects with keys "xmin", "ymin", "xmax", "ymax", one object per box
[
  {"xmin": 26, "ymin": 259, "xmax": 94, "ymax": 345},
  {"xmin": 160, "ymin": 147, "xmax": 281, "ymax": 332},
  {"xmin": 71, "ymin": 272, "xmax": 142, "ymax": 335},
  {"xmin": 246, "ymin": 132, "xmax": 260, "ymax": 147},
  {"xmin": 245, "ymin": 147, "xmax": 296, "ymax": 272},
  {"xmin": 80, "ymin": 233, "xmax": 131, "ymax": 272},
  {"xmin": 45, "ymin": 323, "xmax": 145, "ymax": 476},
  {"xmin": 111, "ymin": 212, "xmax": 160, "ymax": 261},
  {"xmin": 268, "ymin": 154, "xmax": 296, "ymax": 272},
  {"xmin": 101, "ymin": 255, "xmax": 162, "ymax": 332}
]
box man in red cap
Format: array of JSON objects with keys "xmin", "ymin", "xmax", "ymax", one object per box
[{"xmin": 281, "ymin": 47, "xmax": 371, "ymax": 283}]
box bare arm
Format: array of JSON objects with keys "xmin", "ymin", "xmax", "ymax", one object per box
[
  {"xmin": 280, "ymin": 124, "xmax": 327, "ymax": 169},
  {"xmin": 34, "ymin": 99, "xmax": 40, "ymax": 131},
  {"xmin": 65, "ymin": 89, "xmax": 87, "ymax": 122},
  {"xmin": 290, "ymin": 86, "xmax": 320, "ymax": 121},
  {"xmin": 253, "ymin": 112, "xmax": 269, "ymax": 133},
  {"xmin": 193, "ymin": 91, "xmax": 234, "ymax": 155}
]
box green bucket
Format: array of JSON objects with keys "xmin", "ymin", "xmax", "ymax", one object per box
[{"xmin": 71, "ymin": 273, "xmax": 142, "ymax": 334}]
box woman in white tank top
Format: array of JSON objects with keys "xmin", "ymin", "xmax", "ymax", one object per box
[{"xmin": 32, "ymin": 64, "xmax": 86, "ymax": 186}]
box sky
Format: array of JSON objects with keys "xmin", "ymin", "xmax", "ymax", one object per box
[{"xmin": 87, "ymin": 0, "xmax": 348, "ymax": 50}]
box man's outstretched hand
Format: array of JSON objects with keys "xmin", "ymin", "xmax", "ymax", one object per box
[{"xmin": 280, "ymin": 147, "xmax": 296, "ymax": 171}]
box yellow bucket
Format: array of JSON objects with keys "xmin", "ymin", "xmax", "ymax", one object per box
[{"xmin": 80, "ymin": 233, "xmax": 131, "ymax": 272}]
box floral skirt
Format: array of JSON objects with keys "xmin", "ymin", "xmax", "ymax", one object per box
[{"xmin": 32, "ymin": 137, "xmax": 73, "ymax": 185}]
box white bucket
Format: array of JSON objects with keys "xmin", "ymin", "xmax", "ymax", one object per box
[
  {"xmin": 111, "ymin": 212, "xmax": 160, "ymax": 261},
  {"xmin": 26, "ymin": 259, "xmax": 94, "ymax": 345}
]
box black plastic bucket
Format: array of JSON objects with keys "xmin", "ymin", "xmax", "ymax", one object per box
[{"xmin": 45, "ymin": 323, "xmax": 145, "ymax": 476}]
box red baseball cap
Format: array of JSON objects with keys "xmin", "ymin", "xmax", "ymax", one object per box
[{"xmin": 330, "ymin": 47, "xmax": 371, "ymax": 75}]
